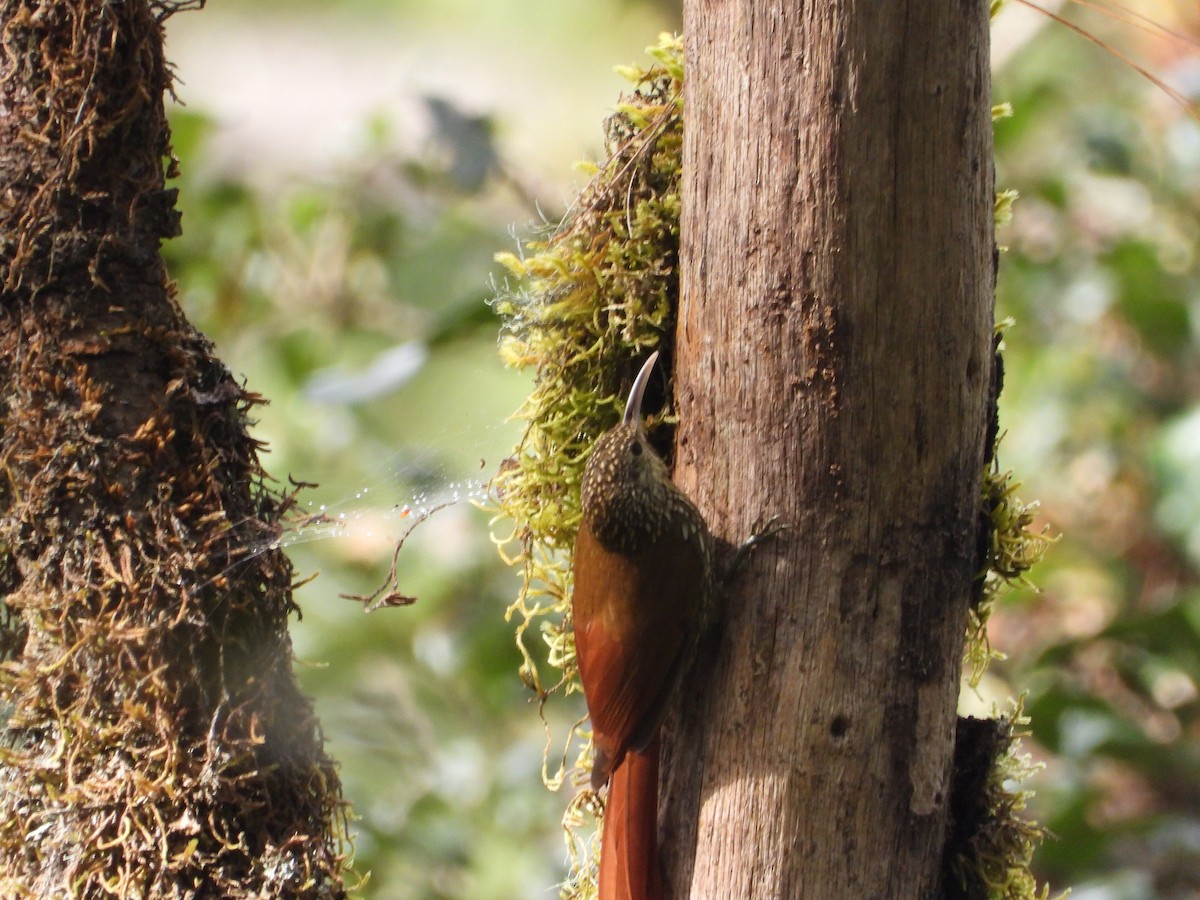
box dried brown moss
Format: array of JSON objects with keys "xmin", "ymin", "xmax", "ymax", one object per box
[{"xmin": 0, "ymin": 1, "xmax": 346, "ymax": 896}]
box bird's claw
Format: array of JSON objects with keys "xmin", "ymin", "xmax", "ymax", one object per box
[{"xmin": 723, "ymin": 515, "xmax": 793, "ymax": 586}]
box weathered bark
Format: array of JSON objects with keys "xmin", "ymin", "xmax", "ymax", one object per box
[
  {"xmin": 661, "ymin": 2, "xmax": 993, "ymax": 897},
  {"xmin": 0, "ymin": 2, "xmax": 345, "ymax": 896}
]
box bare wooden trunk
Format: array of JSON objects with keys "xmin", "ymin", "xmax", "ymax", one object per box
[{"xmin": 661, "ymin": 2, "xmax": 994, "ymax": 897}]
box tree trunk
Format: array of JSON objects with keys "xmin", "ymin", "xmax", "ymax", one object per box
[
  {"xmin": 0, "ymin": 2, "xmax": 345, "ymax": 895},
  {"xmin": 661, "ymin": 2, "xmax": 994, "ymax": 897}
]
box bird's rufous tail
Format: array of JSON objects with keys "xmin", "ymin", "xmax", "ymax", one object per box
[{"xmin": 598, "ymin": 736, "xmax": 663, "ymax": 900}]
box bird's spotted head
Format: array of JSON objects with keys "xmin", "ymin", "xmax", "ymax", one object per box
[{"xmin": 580, "ymin": 353, "xmax": 671, "ymax": 549}]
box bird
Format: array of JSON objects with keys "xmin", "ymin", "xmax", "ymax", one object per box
[{"xmin": 572, "ymin": 350, "xmax": 714, "ymax": 900}]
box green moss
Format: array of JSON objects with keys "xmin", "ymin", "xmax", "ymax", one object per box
[
  {"xmin": 489, "ymin": 34, "xmax": 684, "ymax": 895},
  {"xmin": 956, "ymin": 357, "xmax": 1058, "ymax": 899},
  {"xmin": 966, "ymin": 430, "xmax": 1057, "ymax": 689},
  {"xmin": 946, "ymin": 701, "xmax": 1066, "ymax": 900},
  {"xmin": 953, "ymin": 33, "xmax": 1061, "ymax": 892}
]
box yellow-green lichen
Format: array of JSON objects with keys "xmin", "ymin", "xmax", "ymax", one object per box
[{"xmin": 489, "ymin": 33, "xmax": 684, "ymax": 897}]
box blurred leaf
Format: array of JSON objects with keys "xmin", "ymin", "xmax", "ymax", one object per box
[{"xmin": 1109, "ymin": 241, "xmax": 1190, "ymax": 358}]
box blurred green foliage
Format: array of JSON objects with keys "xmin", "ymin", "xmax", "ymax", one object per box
[
  {"xmin": 989, "ymin": 6, "xmax": 1200, "ymax": 898},
  {"xmin": 161, "ymin": 2, "xmax": 1199, "ymax": 898},
  {"xmin": 165, "ymin": 96, "xmax": 568, "ymax": 898}
]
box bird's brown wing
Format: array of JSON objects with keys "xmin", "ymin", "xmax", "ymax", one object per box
[{"xmin": 572, "ymin": 523, "xmax": 705, "ymax": 786}]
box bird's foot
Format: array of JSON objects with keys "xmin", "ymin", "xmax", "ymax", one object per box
[{"xmin": 722, "ymin": 515, "xmax": 793, "ymax": 587}]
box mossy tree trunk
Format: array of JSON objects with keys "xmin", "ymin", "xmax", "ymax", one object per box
[
  {"xmin": 0, "ymin": 1, "xmax": 346, "ymax": 896},
  {"xmin": 660, "ymin": 1, "xmax": 994, "ymax": 896}
]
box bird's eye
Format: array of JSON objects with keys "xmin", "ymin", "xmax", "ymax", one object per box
[{"xmin": 630, "ymin": 442, "xmax": 643, "ymax": 456}]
